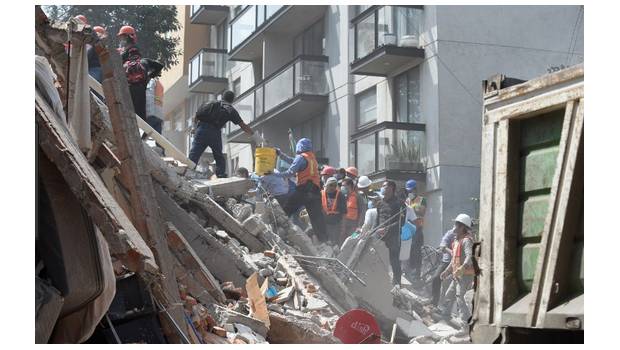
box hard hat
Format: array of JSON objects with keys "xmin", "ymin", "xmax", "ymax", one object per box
[
  {"xmin": 117, "ymin": 25, "xmax": 137, "ymax": 42},
  {"xmin": 74, "ymin": 15, "xmax": 88, "ymax": 25},
  {"xmin": 93, "ymin": 26, "xmax": 107, "ymax": 38},
  {"xmin": 321, "ymin": 166, "xmax": 336, "ymax": 176},
  {"xmin": 405, "ymin": 179, "xmax": 417, "ymax": 192},
  {"xmin": 325, "ymin": 177, "xmax": 338, "ymax": 186},
  {"xmin": 357, "ymin": 175, "xmax": 372, "ymax": 189},
  {"xmin": 454, "ymin": 214, "xmax": 472, "ymax": 229},
  {"xmin": 345, "ymin": 166, "xmax": 359, "ymax": 178},
  {"xmin": 296, "ymin": 138, "xmax": 312, "ymax": 153}
]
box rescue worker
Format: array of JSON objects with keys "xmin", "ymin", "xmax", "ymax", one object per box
[
  {"xmin": 117, "ymin": 25, "xmax": 147, "ymax": 121},
  {"xmin": 356, "ymin": 175, "xmax": 372, "ymax": 219},
  {"xmin": 430, "ymin": 226, "xmax": 457, "ymax": 307},
  {"xmin": 274, "ymin": 138, "xmax": 328, "ymax": 243},
  {"xmin": 320, "ymin": 177, "xmax": 346, "ymax": 245},
  {"xmin": 188, "ymin": 90, "xmax": 263, "ymax": 176},
  {"xmin": 341, "ymin": 178, "xmax": 365, "ymax": 245},
  {"xmin": 320, "ymin": 166, "xmax": 337, "ymax": 187},
  {"xmin": 88, "ymin": 26, "xmax": 107, "ymax": 82},
  {"xmin": 345, "ymin": 166, "xmax": 359, "ymax": 183},
  {"xmin": 405, "ymin": 179, "xmax": 427, "ymax": 280},
  {"xmin": 376, "ymin": 181, "xmax": 406, "ymax": 287},
  {"xmin": 440, "ymin": 214, "xmax": 475, "ymax": 326}
]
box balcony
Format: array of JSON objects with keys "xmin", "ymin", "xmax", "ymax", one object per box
[
  {"xmin": 188, "ymin": 48, "xmax": 228, "ymax": 94},
  {"xmin": 350, "ymin": 5, "xmax": 425, "ymax": 76},
  {"xmin": 190, "ymin": 5, "xmax": 229, "ymax": 25},
  {"xmin": 350, "ymin": 122, "xmax": 426, "ymax": 182},
  {"xmin": 227, "ymin": 55, "xmax": 329, "ymax": 143},
  {"xmin": 229, "ymin": 5, "xmax": 327, "ymax": 61}
]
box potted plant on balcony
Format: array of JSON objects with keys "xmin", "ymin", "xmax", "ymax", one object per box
[{"xmin": 386, "ymin": 139, "xmax": 425, "ymax": 171}]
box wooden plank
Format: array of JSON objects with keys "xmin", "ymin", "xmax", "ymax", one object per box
[
  {"xmin": 534, "ymin": 99, "xmax": 584, "ymax": 328},
  {"xmin": 245, "ymin": 272, "xmax": 271, "ymax": 328},
  {"xmin": 35, "ymin": 90, "xmax": 157, "ymax": 274},
  {"xmin": 492, "ymin": 119, "xmax": 509, "ymax": 324},
  {"xmin": 166, "ymin": 222, "xmax": 226, "ymax": 303},
  {"xmin": 94, "ymin": 41, "xmax": 187, "ymax": 342},
  {"xmin": 472, "ymin": 120, "xmax": 496, "ymax": 328},
  {"xmin": 525, "ymin": 100, "xmax": 575, "ymax": 327},
  {"xmin": 88, "ymin": 75, "xmax": 196, "ymax": 169},
  {"xmin": 488, "ymin": 86, "xmax": 583, "ymax": 124}
]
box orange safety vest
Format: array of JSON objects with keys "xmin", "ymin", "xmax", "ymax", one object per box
[
  {"xmin": 296, "ymin": 151, "xmax": 320, "ymax": 188},
  {"xmin": 451, "ymin": 235, "xmax": 475, "ymax": 276},
  {"xmin": 345, "ymin": 191, "xmax": 359, "ymax": 221},
  {"xmin": 321, "ymin": 190, "xmax": 340, "ymax": 215}
]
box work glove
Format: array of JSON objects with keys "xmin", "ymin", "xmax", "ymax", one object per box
[{"xmin": 251, "ymin": 132, "xmax": 265, "ymax": 145}]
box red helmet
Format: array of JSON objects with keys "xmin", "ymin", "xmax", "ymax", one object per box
[
  {"xmin": 93, "ymin": 26, "xmax": 107, "ymax": 38},
  {"xmin": 117, "ymin": 25, "xmax": 137, "ymax": 42},
  {"xmin": 345, "ymin": 166, "xmax": 359, "ymax": 178},
  {"xmin": 321, "ymin": 166, "xmax": 336, "ymax": 176},
  {"xmin": 74, "ymin": 15, "xmax": 88, "ymax": 25}
]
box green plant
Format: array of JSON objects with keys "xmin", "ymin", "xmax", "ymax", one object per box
[{"xmin": 388, "ymin": 139, "xmax": 422, "ymax": 163}]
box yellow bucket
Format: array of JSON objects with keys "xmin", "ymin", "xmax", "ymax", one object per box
[{"xmin": 254, "ymin": 147, "xmax": 277, "ymax": 176}]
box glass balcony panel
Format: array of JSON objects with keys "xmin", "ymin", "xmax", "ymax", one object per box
[
  {"xmin": 256, "ymin": 5, "xmax": 266, "ymax": 28},
  {"xmin": 357, "ymin": 134, "xmax": 376, "ymax": 175},
  {"xmin": 190, "ymin": 5, "xmax": 199, "ymax": 18},
  {"xmin": 255, "ymin": 85, "xmax": 264, "ymax": 117},
  {"xmin": 378, "ymin": 129, "xmax": 426, "ymax": 171},
  {"xmin": 295, "ymin": 60, "xmax": 328, "ymax": 95},
  {"xmin": 264, "ymin": 66, "xmax": 294, "ymax": 112},
  {"xmin": 232, "ymin": 92, "xmax": 255, "ymax": 132},
  {"xmin": 395, "ymin": 68, "xmax": 422, "ymax": 123},
  {"xmin": 355, "ymin": 14, "xmax": 375, "ymax": 60},
  {"xmin": 395, "ymin": 6, "xmax": 421, "ymax": 47},
  {"xmin": 189, "ymin": 54, "xmax": 201, "ymax": 85},
  {"xmin": 266, "ymin": 5, "xmax": 283, "ymax": 19},
  {"xmin": 231, "ymin": 6, "xmax": 256, "ymax": 49}
]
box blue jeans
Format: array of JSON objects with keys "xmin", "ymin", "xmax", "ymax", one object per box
[{"xmin": 189, "ymin": 122, "xmax": 226, "ymax": 177}]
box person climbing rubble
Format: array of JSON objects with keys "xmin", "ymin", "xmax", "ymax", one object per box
[
  {"xmin": 341, "ymin": 178, "xmax": 365, "ymax": 245},
  {"xmin": 188, "ymin": 90, "xmax": 263, "ymax": 177},
  {"xmin": 321, "ymin": 177, "xmax": 346, "ymax": 245},
  {"xmin": 375, "ymin": 180, "xmax": 406, "ymax": 287},
  {"xmin": 439, "ymin": 214, "xmax": 475, "ymax": 327},
  {"xmin": 272, "ymin": 138, "xmax": 328, "ymax": 243}
]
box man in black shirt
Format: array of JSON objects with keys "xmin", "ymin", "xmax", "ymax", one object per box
[
  {"xmin": 376, "ymin": 180, "xmax": 405, "ymax": 287},
  {"xmin": 189, "ymin": 90, "xmax": 263, "ymax": 177}
]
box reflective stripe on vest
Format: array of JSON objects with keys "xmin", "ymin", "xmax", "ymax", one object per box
[
  {"xmin": 322, "ymin": 190, "xmax": 340, "ymax": 215},
  {"xmin": 451, "ymin": 236, "xmax": 475, "ymax": 276},
  {"xmin": 296, "ymin": 151, "xmax": 320, "ymax": 188},
  {"xmin": 345, "ymin": 192, "xmax": 359, "ymax": 221}
]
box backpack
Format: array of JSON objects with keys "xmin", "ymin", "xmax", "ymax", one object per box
[
  {"xmin": 196, "ymin": 101, "xmax": 228, "ymax": 127},
  {"xmin": 122, "ymin": 47, "xmax": 146, "ymax": 84}
]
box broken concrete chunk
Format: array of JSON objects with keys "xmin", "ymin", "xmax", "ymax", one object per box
[
  {"xmin": 215, "ymin": 230, "xmax": 230, "ymax": 243},
  {"xmin": 267, "ymin": 304, "xmax": 285, "ymax": 314},
  {"xmin": 427, "ymin": 321, "xmax": 460, "ymax": 338},
  {"xmin": 249, "ymin": 253, "xmax": 275, "ymax": 269},
  {"xmin": 212, "ymin": 326, "xmax": 227, "ymax": 338},
  {"xmin": 259, "ymin": 268, "xmax": 273, "ymax": 278},
  {"xmin": 263, "ymin": 250, "xmax": 276, "ymax": 258}
]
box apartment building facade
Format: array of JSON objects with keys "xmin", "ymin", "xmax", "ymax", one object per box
[{"xmin": 163, "ymin": 5, "xmax": 583, "ymax": 245}]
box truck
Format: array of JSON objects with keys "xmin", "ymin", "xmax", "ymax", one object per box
[{"xmin": 470, "ymin": 64, "xmax": 584, "ymax": 343}]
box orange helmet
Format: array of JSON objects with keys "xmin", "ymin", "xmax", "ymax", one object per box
[
  {"xmin": 93, "ymin": 26, "xmax": 107, "ymax": 38},
  {"xmin": 345, "ymin": 166, "xmax": 359, "ymax": 178},
  {"xmin": 74, "ymin": 15, "xmax": 88, "ymax": 24},
  {"xmin": 117, "ymin": 25, "xmax": 137, "ymax": 42}
]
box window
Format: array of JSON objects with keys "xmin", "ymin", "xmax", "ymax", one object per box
[
  {"xmin": 356, "ymin": 5, "xmax": 372, "ymax": 16},
  {"xmin": 293, "ymin": 19, "xmax": 325, "ymax": 56},
  {"xmin": 394, "ymin": 67, "xmax": 422, "ymax": 123},
  {"xmin": 378, "ymin": 129, "xmax": 425, "ymax": 171},
  {"xmin": 355, "ymin": 14, "xmax": 375, "ymax": 60},
  {"xmin": 356, "ymin": 87, "xmax": 377, "ymax": 127},
  {"xmin": 356, "ymin": 134, "xmax": 376, "ymax": 175},
  {"xmin": 232, "ymin": 78, "xmax": 241, "ymax": 97}
]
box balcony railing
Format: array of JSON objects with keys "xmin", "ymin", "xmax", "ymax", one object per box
[
  {"xmin": 351, "ymin": 122, "xmax": 426, "ymax": 177},
  {"xmin": 188, "ymin": 48, "xmax": 228, "ymax": 93},
  {"xmin": 229, "ymin": 5, "xmax": 285, "ymax": 51},
  {"xmin": 229, "ymin": 55, "xmax": 328, "ymax": 134},
  {"xmin": 353, "ymin": 5, "xmax": 423, "ymax": 61}
]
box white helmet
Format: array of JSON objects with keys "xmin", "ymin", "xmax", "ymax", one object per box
[
  {"xmin": 454, "ymin": 213, "xmax": 472, "ymax": 229},
  {"xmin": 357, "ymin": 175, "xmax": 372, "ymax": 189}
]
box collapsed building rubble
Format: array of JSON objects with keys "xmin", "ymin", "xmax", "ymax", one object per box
[{"xmin": 35, "ymin": 6, "xmax": 474, "ymax": 344}]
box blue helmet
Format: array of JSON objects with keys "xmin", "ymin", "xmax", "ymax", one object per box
[
  {"xmin": 405, "ymin": 179, "xmax": 417, "ymax": 192},
  {"xmin": 296, "ymin": 138, "xmax": 312, "ymax": 153}
]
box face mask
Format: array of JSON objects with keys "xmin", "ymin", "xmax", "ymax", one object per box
[
  {"xmin": 119, "ymin": 38, "xmax": 130, "ymax": 48},
  {"xmin": 408, "ymin": 192, "xmax": 415, "ymax": 200},
  {"xmin": 340, "ymin": 186, "xmax": 349, "ymax": 195},
  {"xmin": 368, "ymin": 201, "xmax": 374, "ymax": 209}
]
